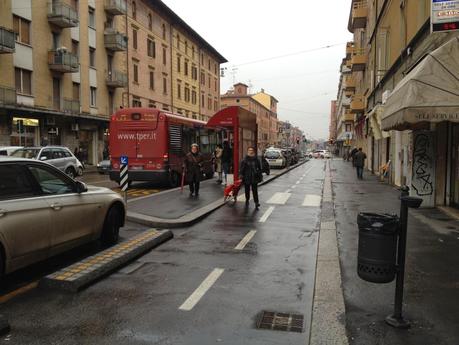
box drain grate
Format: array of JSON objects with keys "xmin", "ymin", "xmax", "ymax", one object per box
[{"xmin": 257, "ymin": 311, "xmax": 304, "ymax": 333}]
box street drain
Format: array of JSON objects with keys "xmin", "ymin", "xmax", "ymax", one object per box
[{"xmin": 257, "ymin": 311, "xmax": 304, "ymax": 333}]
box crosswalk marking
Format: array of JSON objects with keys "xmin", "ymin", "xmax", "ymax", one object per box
[
  {"xmin": 302, "ymin": 194, "xmax": 322, "ymax": 207},
  {"xmin": 179, "ymin": 268, "xmax": 224, "ymax": 311},
  {"xmin": 266, "ymin": 192, "xmax": 291, "ymax": 205}
]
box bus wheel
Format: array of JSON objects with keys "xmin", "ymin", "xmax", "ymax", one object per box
[{"xmin": 169, "ymin": 171, "xmax": 180, "ymax": 187}]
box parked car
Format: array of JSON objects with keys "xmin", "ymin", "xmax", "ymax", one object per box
[
  {"xmin": 97, "ymin": 160, "xmax": 111, "ymax": 175},
  {"xmin": 0, "ymin": 157, "xmax": 126, "ymax": 277},
  {"xmin": 288, "ymin": 148, "xmax": 300, "ymax": 164},
  {"xmin": 11, "ymin": 146, "xmax": 84, "ymax": 178},
  {"xmin": 322, "ymin": 150, "xmax": 331, "ymax": 159},
  {"xmin": 265, "ymin": 149, "xmax": 286, "ymax": 168},
  {"xmin": 312, "ymin": 150, "xmax": 323, "ymax": 159},
  {"xmin": 0, "ymin": 146, "xmax": 23, "ymax": 156}
]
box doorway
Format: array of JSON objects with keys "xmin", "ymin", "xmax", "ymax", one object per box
[{"xmin": 450, "ymin": 125, "xmax": 459, "ymax": 207}]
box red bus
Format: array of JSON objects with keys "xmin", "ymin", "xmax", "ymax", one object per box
[{"xmin": 109, "ymin": 108, "xmax": 218, "ymax": 186}]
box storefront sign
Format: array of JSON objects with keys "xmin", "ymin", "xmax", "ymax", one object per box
[{"xmin": 432, "ymin": 0, "xmax": 459, "ymax": 32}]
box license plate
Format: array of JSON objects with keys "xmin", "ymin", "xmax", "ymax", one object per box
[{"xmin": 130, "ymin": 166, "xmax": 143, "ymax": 170}]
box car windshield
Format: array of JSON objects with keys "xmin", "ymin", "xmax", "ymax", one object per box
[
  {"xmin": 265, "ymin": 151, "xmax": 280, "ymax": 159},
  {"xmin": 11, "ymin": 148, "xmax": 40, "ymax": 159}
]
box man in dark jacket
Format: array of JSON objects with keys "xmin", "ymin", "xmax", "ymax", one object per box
[
  {"xmin": 184, "ymin": 143, "xmax": 203, "ymax": 197},
  {"xmin": 350, "ymin": 147, "xmax": 358, "ymax": 166},
  {"xmin": 221, "ymin": 141, "xmax": 232, "ymax": 185},
  {"xmin": 354, "ymin": 148, "xmax": 367, "ymax": 180},
  {"xmin": 239, "ymin": 147, "xmax": 262, "ymax": 209}
]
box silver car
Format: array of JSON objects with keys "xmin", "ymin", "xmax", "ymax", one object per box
[
  {"xmin": 11, "ymin": 146, "xmax": 84, "ymax": 178},
  {"xmin": 0, "ymin": 157, "xmax": 126, "ymax": 276}
]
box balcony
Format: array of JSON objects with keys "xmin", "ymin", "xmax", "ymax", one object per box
[
  {"xmin": 0, "ymin": 27, "xmax": 15, "ymax": 53},
  {"xmin": 63, "ymin": 98, "xmax": 80, "ymax": 113},
  {"xmin": 346, "ymin": 42, "xmax": 354, "ymax": 58},
  {"xmin": 344, "ymin": 111, "xmax": 355, "ymax": 122},
  {"xmin": 344, "ymin": 89, "xmax": 355, "ymax": 98},
  {"xmin": 47, "ymin": 2, "xmax": 79, "ymax": 28},
  {"xmin": 350, "ymin": 95, "xmax": 365, "ymax": 113},
  {"xmin": 0, "ymin": 85, "xmax": 16, "ymax": 105},
  {"xmin": 104, "ymin": 30, "xmax": 127, "ymax": 51},
  {"xmin": 48, "ymin": 50, "xmax": 79, "ymax": 73},
  {"xmin": 106, "ymin": 70, "xmax": 127, "ymax": 88},
  {"xmin": 105, "ymin": 0, "xmax": 127, "ymax": 15},
  {"xmin": 344, "ymin": 76, "xmax": 356, "ymax": 91},
  {"xmin": 351, "ymin": 1, "xmax": 368, "ymax": 30},
  {"xmin": 351, "ymin": 48, "xmax": 367, "ymax": 72}
]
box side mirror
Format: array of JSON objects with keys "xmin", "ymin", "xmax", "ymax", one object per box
[
  {"xmin": 75, "ymin": 181, "xmax": 88, "ymax": 194},
  {"xmin": 40, "ymin": 156, "xmax": 48, "ymax": 161}
]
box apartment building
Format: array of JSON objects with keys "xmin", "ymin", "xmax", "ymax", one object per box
[
  {"xmin": 329, "ymin": 100, "xmax": 337, "ymax": 143},
  {"xmin": 125, "ymin": 0, "xmax": 226, "ymax": 121},
  {"xmin": 333, "ymin": 0, "xmax": 459, "ymax": 208},
  {"xmin": 0, "ymin": 0, "xmax": 127, "ymax": 164},
  {"xmin": 252, "ymin": 89, "xmax": 279, "ymax": 146},
  {"xmin": 221, "ymin": 83, "xmax": 277, "ymax": 151}
]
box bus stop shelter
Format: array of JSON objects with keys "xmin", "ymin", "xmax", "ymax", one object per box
[{"xmin": 207, "ymin": 106, "xmax": 257, "ymax": 176}]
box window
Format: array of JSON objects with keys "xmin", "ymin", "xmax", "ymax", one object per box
[
  {"xmin": 208, "ymin": 58, "xmax": 210, "ymax": 70},
  {"xmin": 201, "ymin": 53, "xmax": 204, "ymax": 64},
  {"xmin": 132, "ymin": 97, "xmax": 141, "ymax": 107},
  {"xmin": 176, "ymin": 34, "xmax": 180, "ymax": 49},
  {"xmin": 200, "ymin": 72, "xmax": 205, "ymax": 85},
  {"xmin": 72, "ymin": 82, "xmax": 80, "ymax": 100},
  {"xmin": 192, "ymin": 46, "xmax": 195, "ymax": 59},
  {"xmin": 132, "ymin": 1, "xmax": 136, "ymax": 20},
  {"xmin": 88, "ymin": 7, "xmax": 95, "ymax": 28},
  {"xmin": 177, "ymin": 56, "xmax": 181, "ymax": 73},
  {"xmin": 163, "ymin": 47, "xmax": 167, "ymax": 65},
  {"xmin": 185, "ymin": 41, "xmax": 188, "ymax": 55},
  {"xmin": 90, "ymin": 87, "xmax": 97, "ymax": 107},
  {"xmin": 177, "ymin": 82, "xmax": 181, "ymax": 99},
  {"xmin": 149, "ymin": 101, "xmax": 156, "ymax": 108},
  {"xmin": 148, "ymin": 13, "xmax": 153, "ymax": 30},
  {"xmin": 184, "ymin": 87, "xmax": 190, "ymax": 102},
  {"xmin": 89, "ymin": 48, "xmax": 95, "ymax": 67},
  {"xmin": 147, "ymin": 38, "xmax": 156, "ymax": 58},
  {"xmin": 208, "ymin": 74, "xmax": 211, "ymax": 87},
  {"xmin": 149, "ymin": 70, "xmax": 154, "ymax": 89},
  {"xmin": 132, "ymin": 28, "xmax": 138, "ymax": 49},
  {"xmin": 15, "ymin": 68, "xmax": 32, "ymax": 95},
  {"xmin": 72, "ymin": 40, "xmax": 79, "ymax": 56},
  {"xmin": 184, "ymin": 60, "xmax": 188, "ymax": 76},
  {"xmin": 163, "ymin": 77, "xmax": 167, "ymax": 94},
  {"xmin": 214, "ymin": 100, "xmax": 218, "ymax": 111},
  {"xmin": 192, "ymin": 66, "xmax": 197, "ymax": 80},
  {"xmin": 133, "ymin": 62, "xmax": 139, "ymax": 83},
  {"xmin": 13, "ymin": 15, "xmax": 30, "ymax": 44},
  {"xmin": 0, "ymin": 165, "xmax": 35, "ymax": 201},
  {"xmin": 162, "ymin": 23, "xmax": 166, "ymax": 40},
  {"xmin": 28, "ymin": 165, "xmax": 73, "ymax": 195},
  {"xmin": 208, "ymin": 97, "xmax": 212, "ymax": 110},
  {"xmin": 191, "ymin": 90, "xmax": 197, "ymax": 105},
  {"xmin": 201, "ymin": 93, "xmax": 205, "ymax": 107},
  {"xmin": 214, "ymin": 78, "xmax": 218, "ymax": 92},
  {"xmin": 52, "ymin": 32, "xmax": 60, "ymax": 49}
]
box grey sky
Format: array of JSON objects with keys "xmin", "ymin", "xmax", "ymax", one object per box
[{"xmin": 162, "ymin": 0, "xmax": 353, "ymax": 140}]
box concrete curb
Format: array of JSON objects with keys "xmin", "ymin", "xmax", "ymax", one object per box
[
  {"xmin": 40, "ymin": 229, "xmax": 173, "ymax": 292},
  {"xmin": 126, "ymin": 159, "xmax": 309, "ymax": 228}
]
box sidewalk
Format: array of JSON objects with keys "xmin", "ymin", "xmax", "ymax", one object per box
[
  {"xmin": 330, "ymin": 159, "xmax": 459, "ymax": 345},
  {"xmin": 126, "ymin": 160, "xmax": 308, "ymax": 228}
]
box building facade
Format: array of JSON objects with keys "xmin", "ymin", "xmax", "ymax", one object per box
[
  {"xmin": 329, "ymin": 100, "xmax": 337, "ymax": 145},
  {"xmin": 332, "ymin": 0, "xmax": 459, "ymax": 208},
  {"xmin": 0, "ymin": 0, "xmax": 225, "ymax": 164}
]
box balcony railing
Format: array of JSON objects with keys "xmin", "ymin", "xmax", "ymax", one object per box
[
  {"xmin": 344, "ymin": 111, "xmax": 355, "ymax": 122},
  {"xmin": 48, "ymin": 50, "xmax": 79, "ymax": 73},
  {"xmin": 351, "ymin": 95, "xmax": 365, "ymax": 113},
  {"xmin": 63, "ymin": 98, "xmax": 80, "ymax": 113},
  {"xmin": 47, "ymin": 2, "xmax": 79, "ymax": 28},
  {"xmin": 352, "ymin": 1, "xmax": 368, "ymax": 30},
  {"xmin": 351, "ymin": 48, "xmax": 367, "ymax": 72},
  {"xmin": 344, "ymin": 76, "xmax": 356, "ymax": 91},
  {"xmin": 346, "ymin": 42, "xmax": 354, "ymax": 58},
  {"xmin": 0, "ymin": 27, "xmax": 15, "ymax": 53},
  {"xmin": 105, "ymin": 0, "xmax": 127, "ymax": 15},
  {"xmin": 106, "ymin": 70, "xmax": 128, "ymax": 88},
  {"xmin": 104, "ymin": 30, "xmax": 127, "ymax": 51},
  {"xmin": 0, "ymin": 85, "xmax": 16, "ymax": 105}
]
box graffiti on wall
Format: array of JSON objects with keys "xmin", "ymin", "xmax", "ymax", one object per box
[{"xmin": 412, "ymin": 133, "xmax": 434, "ymax": 197}]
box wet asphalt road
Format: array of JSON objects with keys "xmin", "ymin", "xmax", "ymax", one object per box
[{"xmin": 0, "ymin": 159, "xmax": 325, "ymax": 345}]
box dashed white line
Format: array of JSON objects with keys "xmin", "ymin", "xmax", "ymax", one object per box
[
  {"xmin": 267, "ymin": 192, "xmax": 291, "ymax": 205},
  {"xmin": 259, "ymin": 206, "xmax": 275, "ymax": 223},
  {"xmin": 179, "ymin": 268, "xmax": 224, "ymax": 311},
  {"xmin": 291, "ymin": 185, "xmax": 297, "ymax": 189},
  {"xmin": 286, "ymin": 189, "xmax": 291, "ymax": 193},
  {"xmin": 295, "ymin": 181, "xmax": 300, "ymax": 185},
  {"xmin": 302, "ymin": 194, "xmax": 322, "ymax": 207},
  {"xmin": 234, "ymin": 230, "xmax": 257, "ymax": 250}
]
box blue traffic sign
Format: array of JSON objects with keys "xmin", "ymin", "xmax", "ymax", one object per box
[{"xmin": 120, "ymin": 155, "xmax": 128, "ymax": 165}]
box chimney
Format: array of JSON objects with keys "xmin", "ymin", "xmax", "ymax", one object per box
[{"xmin": 233, "ymin": 83, "xmax": 249, "ymax": 96}]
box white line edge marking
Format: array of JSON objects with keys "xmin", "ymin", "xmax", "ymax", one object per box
[
  {"xmin": 259, "ymin": 206, "xmax": 275, "ymax": 223},
  {"xmin": 234, "ymin": 230, "xmax": 257, "ymax": 250},
  {"xmin": 291, "ymin": 185, "xmax": 297, "ymax": 189},
  {"xmin": 295, "ymin": 181, "xmax": 300, "ymax": 185},
  {"xmin": 179, "ymin": 268, "xmax": 225, "ymax": 311}
]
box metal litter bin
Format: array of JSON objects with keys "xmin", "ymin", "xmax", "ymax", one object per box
[{"xmin": 357, "ymin": 213, "xmax": 399, "ymax": 283}]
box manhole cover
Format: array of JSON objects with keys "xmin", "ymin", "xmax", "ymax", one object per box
[{"xmin": 257, "ymin": 311, "xmax": 304, "ymax": 333}]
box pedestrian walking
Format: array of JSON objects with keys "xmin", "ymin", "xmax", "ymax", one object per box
[
  {"xmin": 239, "ymin": 146, "xmax": 263, "ymax": 209},
  {"xmin": 184, "ymin": 143, "xmax": 204, "ymax": 197},
  {"xmin": 354, "ymin": 148, "xmax": 367, "ymax": 180},
  {"xmin": 221, "ymin": 141, "xmax": 232, "ymax": 185},
  {"xmin": 214, "ymin": 144, "xmax": 223, "ymax": 184},
  {"xmin": 350, "ymin": 147, "xmax": 358, "ymax": 166}
]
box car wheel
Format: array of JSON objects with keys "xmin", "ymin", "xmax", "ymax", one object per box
[
  {"xmin": 77, "ymin": 166, "xmax": 84, "ymax": 176},
  {"xmin": 65, "ymin": 167, "xmax": 76, "ymax": 178},
  {"xmin": 101, "ymin": 206, "xmax": 122, "ymax": 246}
]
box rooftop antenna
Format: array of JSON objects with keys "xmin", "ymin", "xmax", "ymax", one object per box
[{"xmin": 231, "ymin": 66, "xmax": 238, "ymax": 84}]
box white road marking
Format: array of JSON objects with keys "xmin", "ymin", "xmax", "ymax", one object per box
[
  {"xmin": 179, "ymin": 268, "xmax": 224, "ymax": 311},
  {"xmin": 234, "ymin": 230, "xmax": 257, "ymax": 250},
  {"xmin": 286, "ymin": 189, "xmax": 291, "ymax": 193},
  {"xmin": 302, "ymin": 194, "xmax": 322, "ymax": 207},
  {"xmin": 295, "ymin": 181, "xmax": 300, "ymax": 185},
  {"xmin": 291, "ymin": 185, "xmax": 297, "ymax": 189},
  {"xmin": 266, "ymin": 192, "xmax": 291, "ymax": 205},
  {"xmin": 259, "ymin": 206, "xmax": 275, "ymax": 223}
]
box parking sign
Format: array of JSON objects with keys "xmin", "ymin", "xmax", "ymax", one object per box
[{"xmin": 120, "ymin": 155, "xmax": 128, "ymax": 165}]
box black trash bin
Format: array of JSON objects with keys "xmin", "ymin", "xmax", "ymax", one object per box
[{"xmin": 357, "ymin": 213, "xmax": 399, "ymax": 283}]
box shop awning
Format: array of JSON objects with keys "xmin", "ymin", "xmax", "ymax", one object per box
[
  {"xmin": 368, "ymin": 105, "xmax": 390, "ymax": 140},
  {"xmin": 381, "ymin": 37, "xmax": 459, "ymax": 131}
]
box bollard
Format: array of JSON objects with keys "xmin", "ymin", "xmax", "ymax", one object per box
[{"xmin": 385, "ymin": 186, "xmax": 422, "ymax": 329}]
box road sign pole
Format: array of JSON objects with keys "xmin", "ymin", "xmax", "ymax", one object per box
[{"xmin": 119, "ymin": 155, "xmax": 129, "ymax": 205}]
